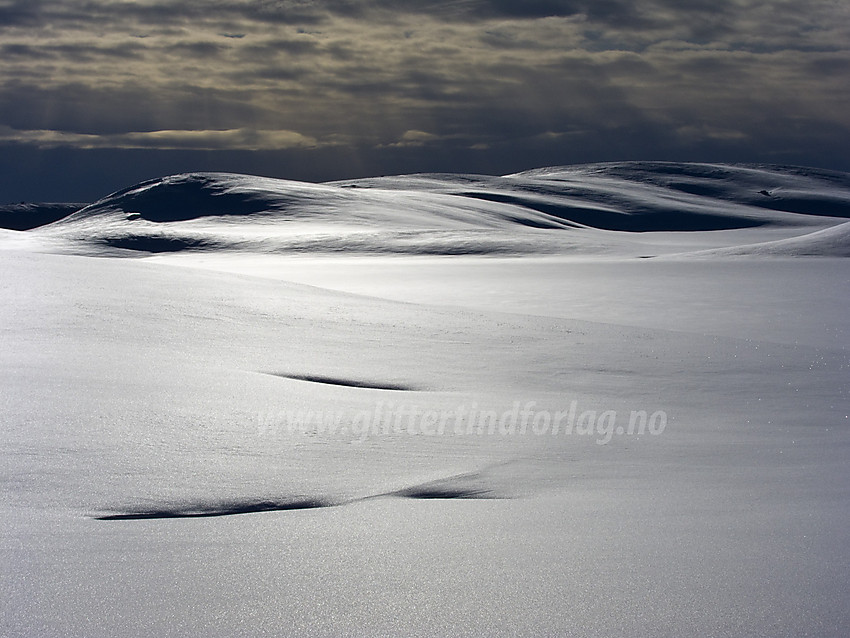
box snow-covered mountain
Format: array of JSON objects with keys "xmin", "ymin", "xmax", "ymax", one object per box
[
  {"xmin": 0, "ymin": 202, "xmax": 85, "ymax": 230},
  {"xmin": 28, "ymin": 162, "xmax": 850, "ymax": 257}
]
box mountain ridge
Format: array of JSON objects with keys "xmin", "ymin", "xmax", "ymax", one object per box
[{"xmin": 12, "ymin": 162, "xmax": 850, "ymax": 257}]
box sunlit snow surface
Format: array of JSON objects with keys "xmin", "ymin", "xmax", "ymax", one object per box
[{"xmin": 2, "ymin": 162, "xmax": 849, "ymax": 637}]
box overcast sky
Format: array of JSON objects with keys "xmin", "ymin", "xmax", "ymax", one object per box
[{"xmin": 1, "ymin": 0, "xmax": 849, "ymax": 201}]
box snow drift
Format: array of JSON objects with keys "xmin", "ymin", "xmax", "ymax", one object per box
[{"xmin": 684, "ymin": 220, "xmax": 850, "ymax": 258}]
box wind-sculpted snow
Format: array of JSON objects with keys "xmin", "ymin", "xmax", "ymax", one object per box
[
  {"xmin": 263, "ymin": 372, "xmax": 425, "ymax": 392},
  {"xmin": 95, "ymin": 469, "xmax": 502, "ymax": 520},
  {"xmin": 25, "ymin": 162, "xmax": 850, "ymax": 257},
  {"xmin": 683, "ymin": 220, "xmax": 850, "ymax": 258},
  {"xmin": 95, "ymin": 497, "xmax": 331, "ymax": 519}
]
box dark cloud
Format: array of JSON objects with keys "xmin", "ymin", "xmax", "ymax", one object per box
[
  {"xmin": 476, "ymin": 0, "xmax": 645, "ymax": 24},
  {"xmin": 0, "ymin": 0, "xmax": 331, "ymax": 36},
  {"xmin": 0, "ymin": 81, "xmax": 268, "ymax": 134},
  {"xmin": 0, "ymin": 0, "xmax": 751, "ymax": 34},
  {"xmin": 237, "ymin": 37, "xmax": 320, "ymax": 59},
  {"xmin": 0, "ymin": 0, "xmax": 848, "ymax": 201},
  {"xmin": 805, "ymin": 55, "xmax": 850, "ymax": 77},
  {"xmin": 165, "ymin": 41, "xmax": 229, "ymax": 58},
  {"xmin": 0, "ymin": 43, "xmax": 54, "ymax": 60},
  {"xmin": 362, "ymin": 0, "xmax": 739, "ymax": 39},
  {"xmin": 0, "ymin": 0, "xmax": 45, "ymax": 27},
  {"xmin": 0, "ymin": 41, "xmax": 148, "ymax": 63}
]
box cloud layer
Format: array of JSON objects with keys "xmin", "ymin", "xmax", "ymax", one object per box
[{"xmin": 1, "ymin": 0, "xmax": 849, "ymax": 199}]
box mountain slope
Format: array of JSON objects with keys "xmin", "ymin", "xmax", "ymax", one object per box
[
  {"xmin": 24, "ymin": 162, "xmax": 850, "ymax": 256},
  {"xmin": 0, "ymin": 202, "xmax": 85, "ymax": 230}
]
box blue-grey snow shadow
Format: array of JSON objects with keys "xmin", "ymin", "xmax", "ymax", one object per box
[
  {"xmin": 263, "ymin": 372, "xmax": 425, "ymax": 392},
  {"xmin": 95, "ymin": 497, "xmax": 329, "ymax": 520},
  {"xmin": 391, "ymin": 485, "xmax": 493, "ymax": 500},
  {"xmin": 95, "ymin": 472, "xmax": 503, "ymax": 520}
]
